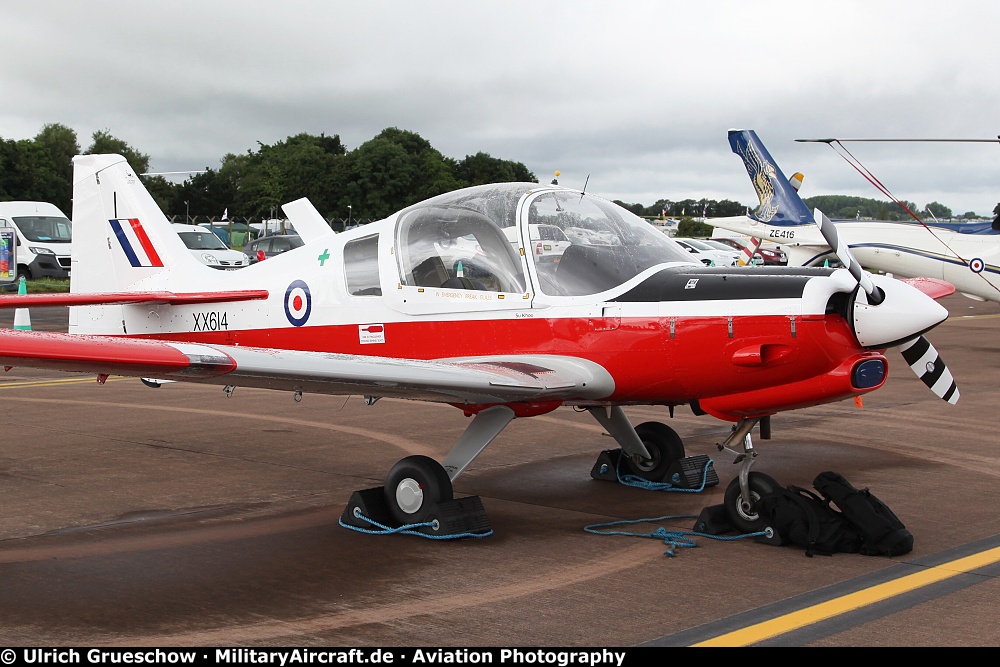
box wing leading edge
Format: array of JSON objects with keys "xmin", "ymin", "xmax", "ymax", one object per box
[{"xmin": 0, "ymin": 330, "xmax": 614, "ymax": 404}]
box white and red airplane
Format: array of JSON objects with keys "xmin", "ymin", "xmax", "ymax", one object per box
[{"xmin": 0, "ymin": 139, "xmax": 958, "ymax": 537}]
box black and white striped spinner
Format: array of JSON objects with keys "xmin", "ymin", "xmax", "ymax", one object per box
[{"xmin": 899, "ymin": 335, "xmax": 959, "ymax": 404}]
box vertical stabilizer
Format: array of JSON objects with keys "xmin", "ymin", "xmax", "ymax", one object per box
[
  {"xmin": 71, "ymin": 154, "xmax": 202, "ymax": 295},
  {"xmin": 727, "ymin": 130, "xmax": 814, "ymax": 226}
]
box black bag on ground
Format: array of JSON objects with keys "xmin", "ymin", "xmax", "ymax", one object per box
[
  {"xmin": 812, "ymin": 471, "xmax": 914, "ymax": 556},
  {"xmin": 756, "ymin": 485, "xmax": 864, "ymax": 557}
]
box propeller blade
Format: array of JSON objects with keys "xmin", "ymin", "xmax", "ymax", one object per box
[
  {"xmin": 898, "ymin": 335, "xmax": 960, "ymax": 404},
  {"xmin": 814, "ymin": 208, "xmax": 884, "ymax": 305}
]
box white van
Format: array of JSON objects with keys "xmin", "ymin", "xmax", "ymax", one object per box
[{"xmin": 0, "ymin": 201, "xmax": 73, "ymax": 280}]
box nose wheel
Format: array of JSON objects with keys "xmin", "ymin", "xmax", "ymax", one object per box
[{"xmin": 723, "ymin": 471, "xmax": 780, "ymax": 533}]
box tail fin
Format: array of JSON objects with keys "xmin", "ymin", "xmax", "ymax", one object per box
[
  {"xmin": 71, "ymin": 154, "xmax": 203, "ymax": 294},
  {"xmin": 727, "ymin": 130, "xmax": 814, "ymax": 227}
]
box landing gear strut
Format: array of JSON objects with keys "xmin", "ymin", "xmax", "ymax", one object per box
[
  {"xmin": 340, "ymin": 408, "xmax": 512, "ymax": 538},
  {"xmin": 716, "ymin": 418, "xmax": 775, "ymax": 532},
  {"xmin": 588, "ymin": 407, "xmax": 718, "ymax": 489}
]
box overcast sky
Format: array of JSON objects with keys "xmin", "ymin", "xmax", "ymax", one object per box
[{"xmin": 4, "ymin": 1, "xmax": 1000, "ymax": 216}]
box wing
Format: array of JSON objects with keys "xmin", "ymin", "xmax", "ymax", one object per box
[
  {"xmin": 0, "ymin": 290, "xmax": 268, "ymax": 308},
  {"xmin": 0, "ymin": 330, "xmax": 614, "ymax": 404},
  {"xmin": 899, "ymin": 276, "xmax": 956, "ymax": 301}
]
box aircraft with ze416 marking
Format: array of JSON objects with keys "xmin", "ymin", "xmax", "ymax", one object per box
[
  {"xmin": 0, "ymin": 135, "xmax": 959, "ymax": 538},
  {"xmin": 710, "ymin": 131, "xmax": 1000, "ymax": 304}
]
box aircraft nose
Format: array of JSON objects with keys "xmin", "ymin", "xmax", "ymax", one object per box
[{"xmin": 851, "ymin": 274, "xmax": 949, "ymax": 348}]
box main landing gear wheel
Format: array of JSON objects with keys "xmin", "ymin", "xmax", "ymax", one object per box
[
  {"xmin": 621, "ymin": 421, "xmax": 685, "ymax": 481},
  {"xmin": 384, "ymin": 455, "xmax": 454, "ymax": 526},
  {"xmin": 723, "ymin": 471, "xmax": 780, "ymax": 534}
]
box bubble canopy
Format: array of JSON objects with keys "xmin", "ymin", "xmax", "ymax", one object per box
[{"xmin": 395, "ymin": 183, "xmax": 693, "ymax": 296}]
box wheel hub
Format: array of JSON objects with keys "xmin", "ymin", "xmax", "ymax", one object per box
[
  {"xmin": 737, "ymin": 493, "xmax": 760, "ymax": 521},
  {"xmin": 631, "ymin": 448, "xmax": 660, "ymax": 473},
  {"xmin": 394, "ymin": 478, "xmax": 424, "ymax": 515}
]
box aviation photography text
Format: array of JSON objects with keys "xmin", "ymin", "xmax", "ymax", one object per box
[{"xmin": 4, "ymin": 648, "xmax": 632, "ymax": 667}]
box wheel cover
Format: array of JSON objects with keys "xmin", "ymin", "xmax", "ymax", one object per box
[{"xmin": 394, "ymin": 478, "xmax": 424, "ymax": 515}]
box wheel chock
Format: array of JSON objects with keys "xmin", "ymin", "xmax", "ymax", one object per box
[
  {"xmin": 692, "ymin": 504, "xmax": 783, "ymax": 543},
  {"xmin": 665, "ymin": 454, "xmax": 719, "ymax": 489},
  {"xmin": 434, "ymin": 495, "xmax": 492, "ymax": 537},
  {"xmin": 590, "ymin": 449, "xmax": 622, "ymax": 481},
  {"xmin": 340, "ymin": 486, "xmax": 492, "ymax": 538},
  {"xmin": 692, "ymin": 504, "xmax": 733, "ymax": 535},
  {"xmin": 590, "ymin": 449, "xmax": 719, "ymax": 488},
  {"xmin": 342, "ymin": 487, "xmax": 395, "ymax": 529}
]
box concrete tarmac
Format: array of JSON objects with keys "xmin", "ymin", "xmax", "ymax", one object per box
[{"xmin": 0, "ymin": 296, "xmax": 999, "ymax": 647}]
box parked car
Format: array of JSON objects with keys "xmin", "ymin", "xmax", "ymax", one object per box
[
  {"xmin": 198, "ymin": 223, "xmax": 230, "ymax": 247},
  {"xmin": 673, "ymin": 237, "xmax": 739, "ymax": 267},
  {"xmin": 243, "ymin": 233, "xmax": 305, "ymax": 264},
  {"xmin": 711, "ymin": 237, "xmax": 785, "ymax": 265},
  {"xmin": 527, "ymin": 224, "xmax": 572, "ymax": 262},
  {"xmin": 172, "ymin": 224, "xmax": 250, "ymax": 269},
  {"xmin": 565, "ymin": 226, "xmax": 620, "ymax": 246},
  {"xmin": 700, "ymin": 239, "xmax": 761, "ymax": 266}
]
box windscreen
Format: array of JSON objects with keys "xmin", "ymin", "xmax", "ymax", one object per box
[
  {"xmin": 13, "ymin": 216, "xmax": 72, "ymax": 243},
  {"xmin": 178, "ymin": 230, "xmax": 228, "ymax": 250},
  {"xmin": 525, "ymin": 191, "xmax": 695, "ymax": 296}
]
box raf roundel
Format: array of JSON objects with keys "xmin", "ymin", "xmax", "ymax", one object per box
[
  {"xmin": 969, "ymin": 257, "xmax": 985, "ymax": 274},
  {"xmin": 284, "ymin": 280, "xmax": 312, "ymax": 327}
]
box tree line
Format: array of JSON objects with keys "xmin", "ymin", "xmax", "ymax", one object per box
[
  {"xmin": 3, "ymin": 123, "xmax": 995, "ymax": 227},
  {"xmin": 0, "ymin": 124, "xmax": 537, "ymax": 224}
]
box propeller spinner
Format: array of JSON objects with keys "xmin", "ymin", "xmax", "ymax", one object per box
[{"xmin": 813, "ymin": 208, "xmax": 959, "ymax": 404}]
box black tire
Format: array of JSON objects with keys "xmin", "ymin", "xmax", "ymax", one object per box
[
  {"xmin": 16, "ymin": 266, "xmax": 30, "ymax": 282},
  {"xmin": 383, "ymin": 455, "xmax": 454, "ymax": 526},
  {"xmin": 724, "ymin": 471, "xmax": 781, "ymax": 534},
  {"xmin": 621, "ymin": 421, "xmax": 685, "ymax": 481}
]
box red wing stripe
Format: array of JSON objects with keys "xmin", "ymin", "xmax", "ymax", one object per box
[{"xmin": 0, "ymin": 330, "xmax": 236, "ymax": 378}]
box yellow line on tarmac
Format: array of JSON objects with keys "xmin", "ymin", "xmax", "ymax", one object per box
[
  {"xmin": 693, "ymin": 545, "xmax": 1000, "ymax": 647},
  {"xmin": 0, "ymin": 376, "xmax": 136, "ymax": 389}
]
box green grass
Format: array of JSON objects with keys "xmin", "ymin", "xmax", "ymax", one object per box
[{"xmin": 15, "ymin": 278, "xmax": 71, "ymax": 293}]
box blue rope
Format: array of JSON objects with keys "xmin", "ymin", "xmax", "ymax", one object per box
[
  {"xmin": 339, "ymin": 508, "xmax": 493, "ymax": 540},
  {"xmin": 614, "ymin": 456, "xmax": 715, "ymax": 493},
  {"xmin": 584, "ymin": 515, "xmax": 768, "ymax": 557}
]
